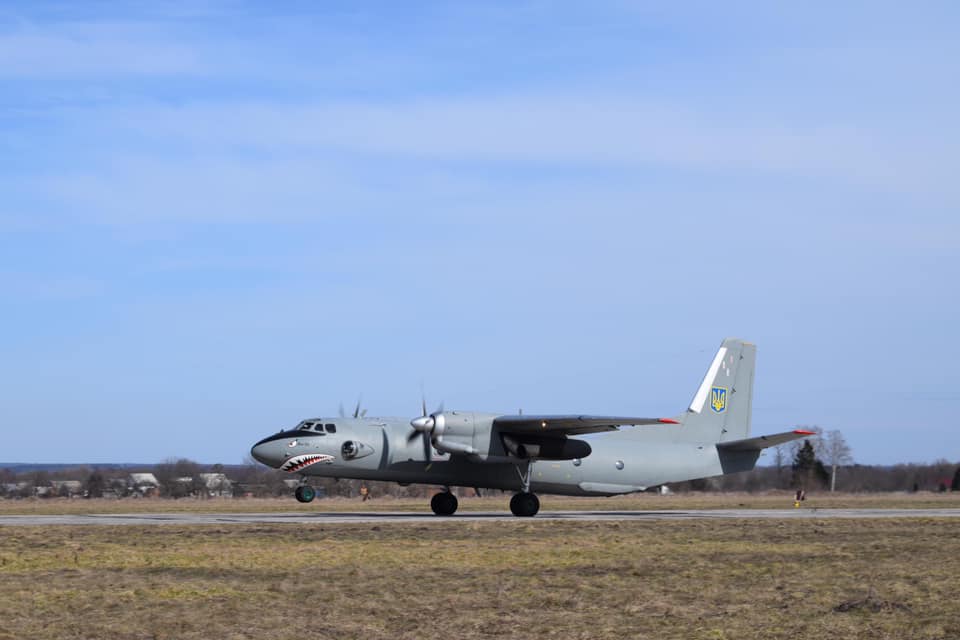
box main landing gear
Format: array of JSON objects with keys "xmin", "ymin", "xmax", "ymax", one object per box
[
  {"xmin": 509, "ymin": 461, "xmax": 540, "ymax": 517},
  {"xmin": 294, "ymin": 485, "xmax": 316, "ymax": 503},
  {"xmin": 510, "ymin": 492, "xmax": 540, "ymax": 517},
  {"xmin": 431, "ymin": 490, "xmax": 458, "ymax": 516}
]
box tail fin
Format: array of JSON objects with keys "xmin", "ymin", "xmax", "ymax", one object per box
[{"xmin": 678, "ymin": 338, "xmax": 755, "ymax": 443}]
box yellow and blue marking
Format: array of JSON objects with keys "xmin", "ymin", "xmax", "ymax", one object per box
[{"xmin": 710, "ymin": 386, "xmax": 727, "ymax": 413}]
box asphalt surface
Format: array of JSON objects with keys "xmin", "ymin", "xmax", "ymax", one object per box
[{"xmin": 1, "ymin": 508, "xmax": 959, "ymax": 526}]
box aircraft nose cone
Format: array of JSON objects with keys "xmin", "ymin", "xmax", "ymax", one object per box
[
  {"xmin": 250, "ymin": 435, "xmax": 285, "ymax": 468},
  {"xmin": 250, "ymin": 443, "xmax": 269, "ymax": 466},
  {"xmin": 250, "ymin": 442, "xmax": 271, "ymax": 467}
]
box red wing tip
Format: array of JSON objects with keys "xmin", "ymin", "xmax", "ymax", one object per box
[
  {"xmin": 658, "ymin": 418, "xmax": 680, "ymax": 424},
  {"xmin": 793, "ymin": 429, "xmax": 816, "ymax": 435}
]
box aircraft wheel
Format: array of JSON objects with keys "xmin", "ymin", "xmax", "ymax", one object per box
[
  {"xmin": 294, "ymin": 485, "xmax": 316, "ymax": 503},
  {"xmin": 430, "ymin": 491, "xmax": 458, "ymax": 516},
  {"xmin": 510, "ymin": 492, "xmax": 540, "ymax": 517}
]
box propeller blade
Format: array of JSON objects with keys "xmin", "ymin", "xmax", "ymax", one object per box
[
  {"xmin": 353, "ymin": 396, "xmax": 362, "ymax": 419},
  {"xmin": 338, "ymin": 402, "xmax": 345, "ymax": 418},
  {"xmin": 422, "ymin": 433, "xmax": 432, "ymax": 465},
  {"xmin": 410, "ymin": 387, "xmax": 438, "ymax": 463}
]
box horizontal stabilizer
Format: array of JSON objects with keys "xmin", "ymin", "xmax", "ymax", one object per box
[{"xmin": 715, "ymin": 429, "xmax": 815, "ymax": 452}]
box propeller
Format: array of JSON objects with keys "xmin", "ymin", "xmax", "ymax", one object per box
[{"xmin": 408, "ymin": 393, "xmax": 443, "ymax": 464}]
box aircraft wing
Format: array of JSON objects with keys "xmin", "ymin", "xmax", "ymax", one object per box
[
  {"xmin": 715, "ymin": 429, "xmax": 815, "ymax": 452},
  {"xmin": 493, "ymin": 415, "xmax": 679, "ymax": 436}
]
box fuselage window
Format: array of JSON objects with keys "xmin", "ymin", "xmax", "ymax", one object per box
[{"xmin": 325, "ymin": 424, "xmax": 336, "ymax": 433}]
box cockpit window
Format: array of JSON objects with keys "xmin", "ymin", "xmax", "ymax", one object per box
[
  {"xmin": 313, "ymin": 425, "xmax": 325, "ymax": 433},
  {"xmin": 325, "ymin": 423, "xmax": 336, "ymax": 433}
]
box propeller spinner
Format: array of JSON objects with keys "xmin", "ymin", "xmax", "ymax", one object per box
[{"xmin": 408, "ymin": 397, "xmax": 444, "ymax": 464}]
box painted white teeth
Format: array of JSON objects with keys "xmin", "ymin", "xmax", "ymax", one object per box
[{"xmin": 281, "ymin": 454, "xmax": 334, "ymax": 473}]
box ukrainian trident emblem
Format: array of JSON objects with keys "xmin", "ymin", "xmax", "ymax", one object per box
[{"xmin": 710, "ymin": 386, "xmax": 727, "ymax": 413}]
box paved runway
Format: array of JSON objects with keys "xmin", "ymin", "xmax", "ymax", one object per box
[{"xmin": 2, "ymin": 508, "xmax": 959, "ymax": 526}]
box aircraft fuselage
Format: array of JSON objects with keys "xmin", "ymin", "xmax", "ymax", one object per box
[{"xmin": 250, "ymin": 416, "xmax": 742, "ymax": 497}]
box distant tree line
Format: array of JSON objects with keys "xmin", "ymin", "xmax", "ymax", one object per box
[{"xmin": 676, "ymin": 428, "xmax": 959, "ymax": 494}]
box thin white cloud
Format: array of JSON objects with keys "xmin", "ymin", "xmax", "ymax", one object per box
[
  {"xmin": 65, "ymin": 95, "xmax": 958, "ymax": 201},
  {"xmin": 0, "ymin": 21, "xmax": 208, "ymax": 76}
]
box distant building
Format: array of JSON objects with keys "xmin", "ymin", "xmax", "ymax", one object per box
[
  {"xmin": 51, "ymin": 480, "xmax": 83, "ymax": 497},
  {"xmin": 2, "ymin": 481, "xmax": 30, "ymax": 497},
  {"xmin": 199, "ymin": 473, "xmax": 233, "ymax": 497},
  {"xmin": 128, "ymin": 473, "xmax": 161, "ymax": 496}
]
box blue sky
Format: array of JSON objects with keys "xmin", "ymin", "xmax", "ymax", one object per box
[{"xmin": 1, "ymin": 2, "xmax": 958, "ymax": 465}]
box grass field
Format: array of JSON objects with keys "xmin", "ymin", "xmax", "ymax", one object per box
[
  {"xmin": 1, "ymin": 512, "xmax": 958, "ymax": 639},
  {"xmin": 2, "ymin": 491, "xmax": 959, "ymax": 515}
]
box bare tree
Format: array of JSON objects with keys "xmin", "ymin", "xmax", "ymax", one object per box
[
  {"xmin": 823, "ymin": 429, "xmax": 853, "ymax": 492},
  {"xmin": 153, "ymin": 458, "xmax": 201, "ymax": 498},
  {"xmin": 772, "ymin": 445, "xmax": 787, "ymax": 488}
]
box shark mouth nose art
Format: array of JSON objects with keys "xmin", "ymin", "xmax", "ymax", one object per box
[{"xmin": 281, "ymin": 454, "xmax": 334, "ymax": 473}]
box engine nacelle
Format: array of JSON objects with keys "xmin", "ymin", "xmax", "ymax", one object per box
[
  {"xmin": 425, "ymin": 411, "xmax": 592, "ymax": 462},
  {"xmin": 429, "ymin": 411, "xmax": 499, "ymax": 460}
]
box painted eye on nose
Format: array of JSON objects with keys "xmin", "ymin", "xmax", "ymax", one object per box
[{"xmin": 287, "ymin": 440, "xmax": 298, "ymax": 447}]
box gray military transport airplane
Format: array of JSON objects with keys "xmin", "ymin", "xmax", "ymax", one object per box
[{"xmin": 250, "ymin": 338, "xmax": 812, "ymax": 517}]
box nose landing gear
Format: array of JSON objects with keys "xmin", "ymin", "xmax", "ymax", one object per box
[{"xmin": 294, "ymin": 485, "xmax": 316, "ymax": 503}]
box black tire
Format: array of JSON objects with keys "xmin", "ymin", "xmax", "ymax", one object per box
[
  {"xmin": 430, "ymin": 491, "xmax": 458, "ymax": 516},
  {"xmin": 294, "ymin": 485, "xmax": 316, "ymax": 503},
  {"xmin": 509, "ymin": 492, "xmax": 540, "ymax": 517}
]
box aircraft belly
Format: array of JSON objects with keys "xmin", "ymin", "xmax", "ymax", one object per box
[
  {"xmin": 572, "ymin": 436, "xmax": 725, "ymax": 493},
  {"xmin": 528, "ymin": 459, "xmax": 583, "ymax": 495},
  {"xmin": 303, "ymin": 459, "xmax": 521, "ymax": 491}
]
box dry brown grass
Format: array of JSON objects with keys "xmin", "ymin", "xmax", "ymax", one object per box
[
  {"xmin": 0, "ymin": 517, "xmax": 957, "ymax": 639},
  {"xmin": 1, "ymin": 490, "xmax": 958, "ymax": 515}
]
